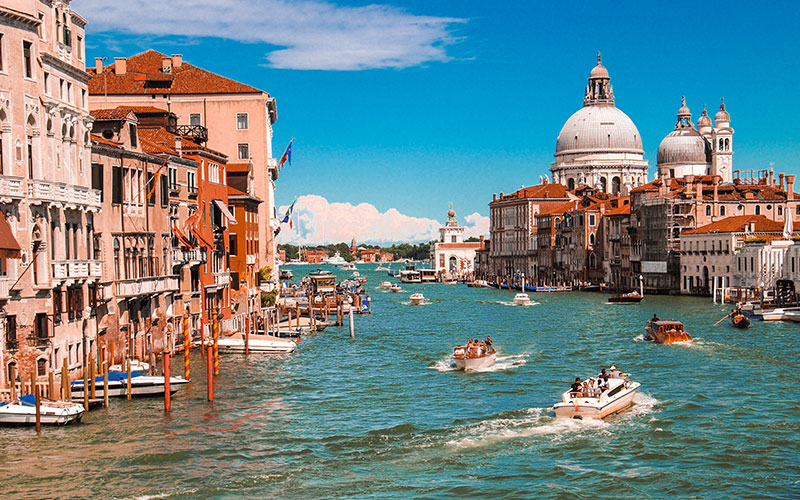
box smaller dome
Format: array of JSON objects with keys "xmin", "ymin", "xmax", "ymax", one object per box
[
  {"xmin": 678, "ymin": 96, "xmax": 691, "ymax": 118},
  {"xmin": 697, "ymin": 105, "xmax": 712, "ymax": 128},
  {"xmin": 715, "ymin": 100, "xmax": 730, "ymax": 122},
  {"xmin": 657, "ymin": 128, "xmax": 711, "ymax": 166},
  {"xmin": 589, "ymin": 51, "xmax": 609, "ymax": 79}
]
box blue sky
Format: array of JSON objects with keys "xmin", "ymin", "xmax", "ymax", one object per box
[{"xmin": 80, "ymin": 0, "xmax": 800, "ymax": 244}]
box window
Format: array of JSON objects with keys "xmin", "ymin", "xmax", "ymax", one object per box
[
  {"xmin": 23, "ymin": 41, "xmax": 32, "ymax": 78},
  {"xmin": 76, "ymin": 36, "xmax": 82, "ymax": 60},
  {"xmin": 720, "ymin": 206, "xmax": 726, "ymax": 216},
  {"xmin": 778, "ymin": 206, "xmax": 783, "ymax": 216},
  {"xmin": 237, "ymin": 113, "xmax": 249, "ymax": 130},
  {"xmin": 451, "ymin": 236, "xmax": 457, "ymax": 243},
  {"xmin": 706, "ymin": 205, "xmax": 712, "ymax": 216},
  {"xmin": 0, "ymin": 136, "xmax": 3, "ymax": 175},
  {"xmin": 229, "ymin": 234, "xmax": 238, "ymax": 256},
  {"xmin": 62, "ymin": 14, "xmax": 71, "ymax": 47},
  {"xmin": 92, "ymin": 163, "xmax": 103, "ymax": 202},
  {"xmin": 755, "ymin": 205, "xmax": 761, "ymax": 215},
  {"xmin": 237, "ymin": 143, "xmax": 249, "ymax": 160},
  {"xmin": 589, "ymin": 214, "xmax": 596, "ymax": 226},
  {"xmin": 112, "ymin": 166, "xmax": 123, "ymax": 204},
  {"xmin": 160, "ymin": 174, "xmax": 169, "ymax": 207},
  {"xmin": 129, "ymin": 124, "xmax": 138, "ymax": 147},
  {"xmin": 27, "ymin": 136, "xmax": 33, "ymax": 178},
  {"xmin": 53, "ymin": 288, "xmax": 63, "ymax": 324},
  {"xmin": 190, "ymin": 114, "xmax": 201, "ymax": 126},
  {"xmin": 43, "ymin": 72, "xmax": 49, "ymax": 94},
  {"xmin": 0, "ymin": 33, "xmax": 4, "ymax": 72},
  {"xmin": 146, "ymin": 172, "xmax": 155, "ymax": 206},
  {"xmin": 67, "ymin": 287, "xmax": 82, "ymax": 321}
]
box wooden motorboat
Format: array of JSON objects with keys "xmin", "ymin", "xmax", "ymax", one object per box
[
  {"xmin": 199, "ymin": 333, "xmax": 297, "ymax": 354},
  {"xmin": 644, "ymin": 319, "xmax": 692, "ymax": 343},
  {"xmin": 608, "ymin": 291, "xmax": 643, "ymax": 303},
  {"xmin": 409, "ymin": 292, "xmax": 425, "ymax": 305},
  {"xmin": 71, "ymin": 371, "xmax": 189, "ymax": 399},
  {"xmin": 0, "ymin": 394, "xmax": 85, "ymax": 426},
  {"xmin": 554, "ymin": 370, "xmax": 640, "ymax": 420},
  {"xmin": 731, "ymin": 313, "xmax": 750, "ymax": 329},
  {"xmin": 513, "ymin": 292, "xmax": 531, "ymax": 305},
  {"xmin": 390, "ymin": 284, "xmax": 403, "ymax": 293},
  {"xmin": 452, "ymin": 345, "xmax": 496, "ymax": 371}
]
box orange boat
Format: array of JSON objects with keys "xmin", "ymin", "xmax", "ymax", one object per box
[{"xmin": 644, "ymin": 320, "xmax": 692, "ymax": 343}]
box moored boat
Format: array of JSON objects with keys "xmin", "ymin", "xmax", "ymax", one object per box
[
  {"xmin": 109, "ymin": 359, "xmax": 150, "ymax": 374},
  {"xmin": 554, "ymin": 369, "xmax": 640, "ymax": 420},
  {"xmin": 71, "ymin": 371, "xmax": 189, "ymax": 399},
  {"xmin": 204, "ymin": 333, "xmax": 297, "ymax": 354},
  {"xmin": 409, "ymin": 292, "xmax": 425, "ymax": 305},
  {"xmin": 644, "ymin": 319, "xmax": 692, "ymax": 343},
  {"xmin": 608, "ymin": 291, "xmax": 643, "ymax": 303},
  {"xmin": 0, "ymin": 394, "xmax": 85, "ymax": 426}
]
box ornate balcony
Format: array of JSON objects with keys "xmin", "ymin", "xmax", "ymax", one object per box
[
  {"xmin": 246, "ymin": 254, "xmax": 256, "ymax": 266},
  {"xmin": 167, "ymin": 124, "xmax": 208, "ymax": 144},
  {"xmin": 52, "ymin": 260, "xmax": 103, "ymax": 282},
  {"xmin": 115, "ymin": 275, "xmax": 180, "ymax": 297},
  {"xmin": 28, "ymin": 180, "xmax": 102, "ymax": 210},
  {"xmin": 214, "ymin": 272, "xmax": 230, "ymax": 287},
  {"xmin": 171, "ymin": 248, "xmax": 206, "ymax": 266},
  {"xmin": 0, "ymin": 277, "xmax": 9, "ymax": 300},
  {"xmin": 0, "ymin": 175, "xmax": 24, "ymax": 201}
]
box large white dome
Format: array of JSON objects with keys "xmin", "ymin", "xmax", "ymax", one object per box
[{"xmin": 555, "ymin": 105, "xmax": 643, "ymax": 155}]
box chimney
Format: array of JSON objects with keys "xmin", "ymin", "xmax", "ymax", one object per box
[
  {"xmin": 769, "ymin": 168, "xmax": 775, "ymax": 187},
  {"xmin": 500, "ymin": 192, "xmax": 503, "ymax": 199},
  {"xmin": 114, "ymin": 57, "xmax": 127, "ymax": 75},
  {"xmin": 175, "ymin": 137, "xmax": 182, "ymax": 157},
  {"xmin": 713, "ymin": 181, "xmax": 718, "ymax": 202},
  {"xmin": 779, "ymin": 173, "xmax": 785, "ymax": 191},
  {"xmin": 172, "ymin": 54, "xmax": 183, "ymax": 69},
  {"xmin": 493, "ymin": 193, "xmax": 496, "ymax": 202},
  {"xmin": 696, "ymin": 180, "xmax": 703, "ymax": 200},
  {"xmin": 480, "ymin": 235, "xmax": 485, "ymax": 250},
  {"xmin": 95, "ymin": 57, "xmax": 103, "ymax": 74},
  {"xmin": 162, "ymin": 56, "xmax": 172, "ymax": 73},
  {"xmin": 787, "ymin": 175, "xmax": 795, "ymax": 200},
  {"xmin": 685, "ymin": 174, "xmax": 694, "ymax": 195}
]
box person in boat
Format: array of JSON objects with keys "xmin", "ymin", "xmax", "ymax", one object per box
[
  {"xmin": 650, "ymin": 313, "xmax": 660, "ymax": 322},
  {"xmin": 598, "ymin": 368, "xmax": 610, "ymax": 390},
  {"xmin": 570, "ymin": 377, "xmax": 583, "ymax": 396},
  {"xmin": 610, "ymin": 366, "xmax": 620, "ymax": 378},
  {"xmin": 486, "ymin": 336, "xmax": 493, "ymax": 348}
]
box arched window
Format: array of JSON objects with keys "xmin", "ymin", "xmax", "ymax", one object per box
[
  {"xmin": 719, "ymin": 138, "xmax": 723, "ymax": 150},
  {"xmin": 589, "ymin": 253, "xmax": 596, "ymax": 268},
  {"xmin": 113, "ymin": 238, "xmax": 120, "ymax": 279},
  {"xmin": 611, "ymin": 176, "xmax": 621, "ymax": 195},
  {"xmin": 589, "ymin": 233, "xmax": 595, "ymax": 246},
  {"xmin": 755, "ymin": 205, "xmax": 761, "ymax": 215},
  {"xmin": 706, "ymin": 205, "xmax": 712, "ymax": 216},
  {"xmin": 720, "ymin": 206, "xmax": 726, "ymax": 216},
  {"xmin": 724, "ymin": 138, "xmax": 729, "ymax": 150},
  {"xmin": 778, "ymin": 206, "xmax": 783, "ymax": 216},
  {"xmin": 567, "ymin": 178, "xmax": 575, "ymax": 191},
  {"xmin": 600, "ymin": 177, "xmax": 607, "ymax": 193},
  {"xmin": 37, "ymin": 358, "xmax": 47, "ymax": 376}
]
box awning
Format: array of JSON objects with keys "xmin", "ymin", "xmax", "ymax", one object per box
[
  {"xmin": 212, "ymin": 199, "xmax": 237, "ymax": 225},
  {"xmin": 0, "ymin": 215, "xmax": 21, "ymax": 258}
]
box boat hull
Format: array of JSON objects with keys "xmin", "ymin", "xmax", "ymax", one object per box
[
  {"xmin": 409, "ymin": 297, "xmax": 425, "ymax": 305},
  {"xmin": 0, "ymin": 401, "xmax": 84, "ymax": 426},
  {"xmin": 608, "ymin": 296, "xmax": 642, "ymax": 303},
  {"xmin": 732, "ymin": 314, "xmax": 750, "ymax": 329},
  {"xmin": 213, "ymin": 336, "xmax": 296, "ymax": 354},
  {"xmin": 453, "ymin": 352, "xmax": 496, "ymax": 371},
  {"xmin": 71, "ymin": 376, "xmax": 189, "ymax": 398},
  {"xmin": 554, "ymin": 382, "xmax": 640, "ymax": 420}
]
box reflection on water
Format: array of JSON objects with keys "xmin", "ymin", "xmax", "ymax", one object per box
[{"xmin": 2, "ymin": 265, "xmax": 799, "ymax": 499}]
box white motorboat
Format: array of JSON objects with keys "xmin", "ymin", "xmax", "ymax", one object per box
[
  {"xmin": 759, "ymin": 306, "xmax": 800, "ymax": 321},
  {"xmin": 379, "ymin": 281, "xmax": 392, "ymax": 289},
  {"xmin": 553, "ymin": 370, "xmax": 640, "ymax": 420},
  {"xmin": 783, "ymin": 310, "xmax": 800, "ymax": 322},
  {"xmin": 324, "ymin": 252, "xmax": 347, "ymax": 266},
  {"xmin": 514, "ymin": 292, "xmax": 531, "ymax": 305},
  {"xmin": 0, "ymin": 394, "xmax": 85, "ymax": 426},
  {"xmin": 109, "ymin": 359, "xmax": 150, "ymax": 374},
  {"xmin": 409, "ymin": 292, "xmax": 425, "ymax": 305},
  {"xmin": 70, "ymin": 371, "xmax": 189, "ymax": 398},
  {"xmin": 376, "ymin": 263, "xmax": 389, "ymax": 271},
  {"xmin": 352, "ymin": 271, "xmax": 360, "ymax": 277},
  {"xmin": 210, "ymin": 333, "xmax": 297, "ymax": 354},
  {"xmin": 452, "ymin": 345, "xmax": 496, "ymax": 371},
  {"xmin": 342, "ymin": 262, "xmax": 357, "ymax": 271},
  {"xmin": 390, "ymin": 284, "xmax": 403, "ymax": 293}
]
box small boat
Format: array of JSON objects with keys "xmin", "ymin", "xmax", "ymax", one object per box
[
  {"xmin": 279, "ymin": 269, "xmax": 293, "ymax": 280},
  {"xmin": 731, "ymin": 313, "xmax": 750, "ymax": 329},
  {"xmin": 554, "ymin": 370, "xmax": 640, "ymax": 420},
  {"xmin": 356, "ymin": 277, "xmax": 367, "ymax": 284},
  {"xmin": 759, "ymin": 306, "xmax": 800, "ymax": 321},
  {"xmin": 0, "ymin": 394, "xmax": 85, "ymax": 426},
  {"xmin": 351, "ymin": 271, "xmax": 360, "ymax": 277},
  {"xmin": 409, "ymin": 292, "xmax": 425, "ymax": 305},
  {"xmin": 608, "ymin": 291, "xmax": 643, "ymax": 304},
  {"xmin": 644, "ymin": 319, "xmax": 692, "ymax": 343},
  {"xmin": 783, "ymin": 310, "xmax": 800, "ymax": 322},
  {"xmin": 379, "ymin": 281, "xmax": 392, "ymax": 289},
  {"xmin": 204, "ymin": 333, "xmax": 297, "ymax": 354},
  {"xmin": 109, "ymin": 359, "xmax": 150, "ymax": 374},
  {"xmin": 513, "ymin": 292, "xmax": 531, "ymax": 305},
  {"xmin": 452, "ymin": 345, "xmax": 496, "ymax": 371},
  {"xmin": 390, "ymin": 284, "xmax": 403, "ymax": 293},
  {"xmin": 376, "ymin": 263, "xmax": 389, "ymax": 271},
  {"xmin": 70, "ymin": 371, "xmax": 190, "ymax": 398}
]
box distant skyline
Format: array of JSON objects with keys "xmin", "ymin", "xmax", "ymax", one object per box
[{"xmin": 80, "ymin": 0, "xmax": 800, "ymax": 244}]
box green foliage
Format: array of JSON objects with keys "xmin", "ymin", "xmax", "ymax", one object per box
[
  {"xmin": 279, "ymin": 241, "xmax": 431, "ymax": 262},
  {"xmin": 260, "ymin": 290, "xmax": 278, "ymax": 307},
  {"xmin": 465, "ymin": 236, "xmax": 481, "ymax": 242},
  {"xmin": 383, "ymin": 242, "xmax": 431, "ymax": 261},
  {"xmin": 259, "ymin": 266, "xmax": 272, "ymax": 281},
  {"xmin": 745, "ymin": 238, "xmax": 766, "ymax": 244},
  {"xmin": 278, "ymin": 244, "xmax": 299, "ymax": 260}
]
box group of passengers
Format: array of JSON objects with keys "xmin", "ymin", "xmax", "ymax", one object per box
[
  {"xmin": 569, "ymin": 366, "xmax": 623, "ymax": 398},
  {"xmin": 455, "ymin": 336, "xmax": 494, "ymax": 357}
]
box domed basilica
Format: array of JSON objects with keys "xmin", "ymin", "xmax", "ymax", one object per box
[{"xmin": 550, "ymin": 54, "xmax": 733, "ymax": 193}]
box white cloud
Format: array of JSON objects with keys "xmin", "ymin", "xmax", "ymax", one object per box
[
  {"xmin": 277, "ymin": 195, "xmax": 487, "ymax": 245},
  {"xmin": 77, "ymin": 0, "xmax": 465, "ymax": 70}
]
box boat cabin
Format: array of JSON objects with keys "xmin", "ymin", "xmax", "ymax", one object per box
[
  {"xmin": 309, "ymin": 272, "xmax": 336, "ymax": 295},
  {"xmin": 420, "ymin": 269, "xmax": 437, "ymax": 282},
  {"xmin": 648, "ymin": 320, "xmax": 685, "ymax": 332}
]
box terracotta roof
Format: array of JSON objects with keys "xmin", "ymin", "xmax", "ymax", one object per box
[
  {"xmin": 90, "ymin": 133, "xmax": 122, "ymax": 149},
  {"xmin": 121, "ymin": 105, "xmax": 170, "ymax": 114},
  {"xmin": 436, "ymin": 243, "xmax": 482, "ymax": 249},
  {"xmin": 137, "ymin": 127, "xmax": 226, "ymax": 158},
  {"xmin": 496, "ymin": 183, "xmax": 570, "ymax": 202},
  {"xmin": 537, "ymin": 200, "xmax": 578, "ymax": 216},
  {"xmin": 90, "ymin": 108, "xmax": 135, "ymax": 120},
  {"xmin": 88, "ymin": 50, "xmax": 266, "ymax": 96},
  {"xmin": 226, "ymin": 163, "xmax": 251, "ymax": 173},
  {"xmin": 605, "ymin": 203, "xmax": 631, "ymax": 216},
  {"xmin": 682, "ymin": 215, "xmax": 787, "ymax": 235}
]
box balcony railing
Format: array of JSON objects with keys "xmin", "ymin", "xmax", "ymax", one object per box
[
  {"xmin": 52, "ymin": 260, "xmax": 103, "ymax": 281},
  {"xmin": 0, "ymin": 175, "xmax": 24, "ymax": 200},
  {"xmin": 115, "ymin": 275, "xmax": 180, "ymax": 297},
  {"xmin": 0, "ymin": 278, "xmax": 9, "ymax": 299},
  {"xmin": 246, "ymin": 254, "xmax": 256, "ymax": 265},
  {"xmin": 171, "ymin": 248, "xmax": 206, "ymax": 266},
  {"xmin": 28, "ymin": 180, "xmax": 102, "ymax": 209},
  {"xmin": 214, "ymin": 272, "xmax": 230, "ymax": 287},
  {"xmin": 168, "ymin": 124, "xmax": 208, "ymax": 144}
]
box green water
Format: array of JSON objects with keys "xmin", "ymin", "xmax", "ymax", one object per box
[{"xmin": 1, "ymin": 265, "xmax": 798, "ymax": 499}]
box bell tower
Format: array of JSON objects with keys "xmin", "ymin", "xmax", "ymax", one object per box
[{"xmin": 711, "ymin": 98, "xmax": 734, "ymax": 182}]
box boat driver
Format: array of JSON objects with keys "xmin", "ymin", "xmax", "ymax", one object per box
[
  {"xmin": 651, "ymin": 313, "xmax": 660, "ymax": 322},
  {"xmin": 570, "ymin": 377, "xmax": 582, "ymax": 396},
  {"xmin": 598, "ymin": 368, "xmax": 610, "ymax": 389},
  {"xmin": 610, "ymin": 366, "xmax": 620, "ymax": 378}
]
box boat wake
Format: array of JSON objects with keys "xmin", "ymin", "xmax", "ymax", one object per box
[
  {"xmin": 429, "ymin": 356, "xmax": 458, "ymax": 372},
  {"xmin": 428, "ymin": 353, "xmax": 527, "ymax": 372}
]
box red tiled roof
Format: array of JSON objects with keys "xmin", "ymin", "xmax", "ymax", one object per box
[
  {"xmin": 90, "ymin": 108, "xmax": 135, "ymax": 120},
  {"xmin": 227, "ymin": 186, "xmax": 246, "ymax": 197},
  {"xmin": 88, "ymin": 50, "xmax": 266, "ymax": 96},
  {"xmin": 436, "ymin": 243, "xmax": 482, "ymax": 249},
  {"xmin": 496, "ymin": 183, "xmax": 571, "ymax": 202},
  {"xmin": 121, "ymin": 105, "xmax": 170, "ymax": 114},
  {"xmin": 226, "ymin": 163, "xmax": 251, "ymax": 172},
  {"xmin": 137, "ymin": 127, "xmax": 226, "ymax": 158},
  {"xmin": 605, "ymin": 203, "xmax": 631, "ymax": 216},
  {"xmin": 537, "ymin": 200, "xmax": 577, "ymax": 216},
  {"xmin": 682, "ymin": 215, "xmax": 787, "ymax": 235},
  {"xmin": 90, "ymin": 133, "xmax": 122, "ymax": 148}
]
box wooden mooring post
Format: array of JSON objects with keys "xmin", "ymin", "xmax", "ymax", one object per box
[
  {"xmin": 9, "ymin": 364, "xmax": 16, "ymax": 401},
  {"xmin": 206, "ymin": 345, "xmax": 214, "ymax": 402},
  {"xmin": 163, "ymin": 352, "xmax": 171, "ymax": 413}
]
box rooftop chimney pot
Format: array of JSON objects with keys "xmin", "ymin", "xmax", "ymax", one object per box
[
  {"xmin": 95, "ymin": 57, "xmax": 103, "ymax": 74},
  {"xmin": 162, "ymin": 57, "xmax": 172, "ymax": 73},
  {"xmin": 171, "ymin": 54, "xmax": 183, "ymax": 69},
  {"xmin": 787, "ymin": 175, "xmax": 795, "ymax": 201},
  {"xmin": 114, "ymin": 57, "xmax": 127, "ymax": 75}
]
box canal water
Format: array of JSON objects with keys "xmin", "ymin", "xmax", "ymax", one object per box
[{"xmin": 1, "ymin": 265, "xmax": 798, "ymax": 499}]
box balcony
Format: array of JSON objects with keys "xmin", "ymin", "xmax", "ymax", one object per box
[
  {"xmin": 0, "ymin": 277, "xmax": 9, "ymax": 300},
  {"xmin": 51, "ymin": 260, "xmax": 103, "ymax": 282},
  {"xmin": 0, "ymin": 175, "xmax": 24, "ymax": 201},
  {"xmin": 115, "ymin": 275, "xmax": 180, "ymax": 297},
  {"xmin": 214, "ymin": 272, "xmax": 230, "ymax": 287},
  {"xmin": 171, "ymin": 248, "xmax": 206, "ymax": 266},
  {"xmin": 28, "ymin": 180, "xmax": 102, "ymax": 210},
  {"xmin": 168, "ymin": 124, "xmax": 208, "ymax": 144},
  {"xmin": 246, "ymin": 254, "xmax": 256, "ymax": 266},
  {"xmin": 187, "ymin": 185, "xmax": 198, "ymax": 198}
]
